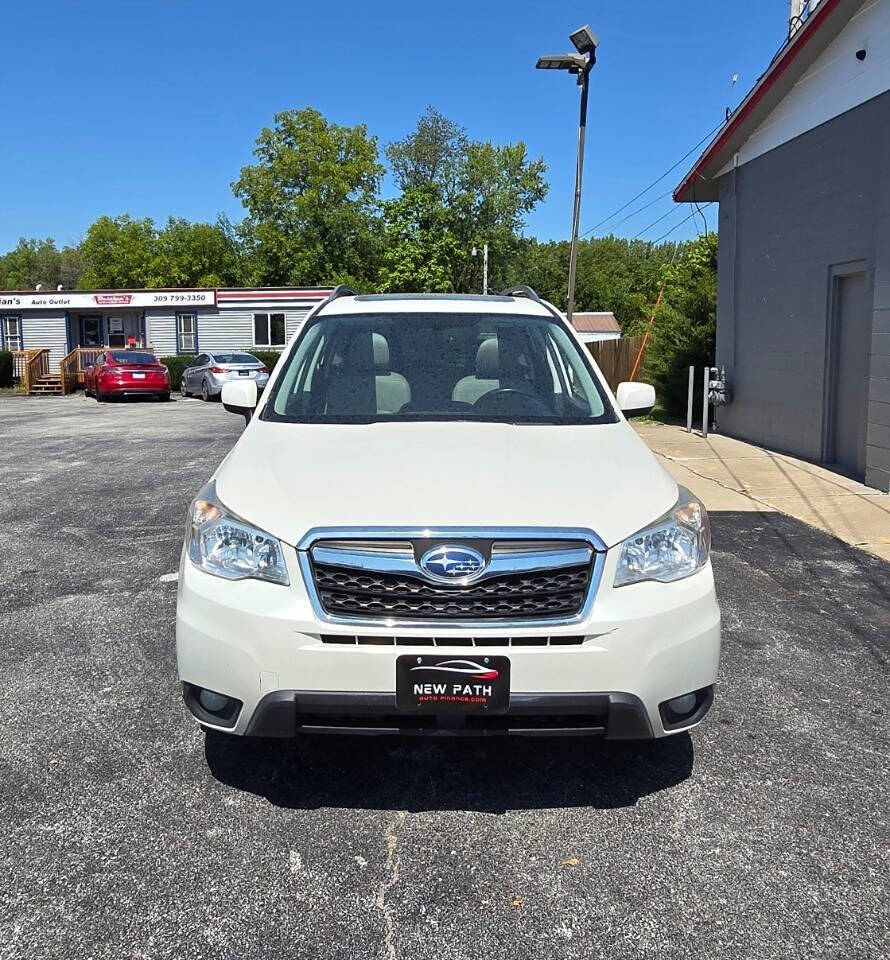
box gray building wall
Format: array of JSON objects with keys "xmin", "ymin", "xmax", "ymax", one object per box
[
  {"xmin": 715, "ymin": 91, "xmax": 890, "ymax": 489},
  {"xmin": 20, "ymin": 311, "xmax": 68, "ymax": 365},
  {"xmin": 146, "ymin": 306, "xmax": 313, "ymax": 356}
]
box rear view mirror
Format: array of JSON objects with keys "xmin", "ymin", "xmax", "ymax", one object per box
[
  {"xmin": 616, "ymin": 382, "xmax": 656, "ymax": 418},
  {"xmin": 221, "ymin": 380, "xmax": 258, "ymax": 424}
]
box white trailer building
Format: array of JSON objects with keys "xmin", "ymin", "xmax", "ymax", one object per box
[{"xmin": 0, "ymin": 287, "xmax": 331, "ymax": 394}]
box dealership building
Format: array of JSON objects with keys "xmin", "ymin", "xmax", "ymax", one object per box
[{"xmin": 0, "ymin": 287, "xmax": 333, "ymax": 369}]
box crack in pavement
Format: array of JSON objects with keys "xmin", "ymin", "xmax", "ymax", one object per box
[{"xmin": 375, "ymin": 810, "xmax": 407, "ymax": 960}]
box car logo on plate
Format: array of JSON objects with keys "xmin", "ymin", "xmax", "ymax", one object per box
[
  {"xmin": 409, "ymin": 659, "xmax": 499, "ymax": 681},
  {"xmin": 419, "ymin": 545, "xmax": 486, "ymax": 583}
]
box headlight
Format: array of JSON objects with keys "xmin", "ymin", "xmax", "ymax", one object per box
[
  {"xmin": 614, "ymin": 487, "xmax": 711, "ymax": 587},
  {"xmin": 186, "ymin": 482, "xmax": 289, "ymax": 585}
]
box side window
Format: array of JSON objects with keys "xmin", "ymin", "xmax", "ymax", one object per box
[
  {"xmin": 272, "ymin": 324, "xmax": 326, "ymax": 416},
  {"xmin": 177, "ymin": 313, "xmax": 197, "ymax": 354},
  {"xmin": 2, "ymin": 317, "xmax": 22, "ymax": 351},
  {"xmin": 545, "ymin": 328, "xmax": 603, "ymax": 416},
  {"xmin": 254, "ymin": 312, "xmax": 286, "ymax": 347}
]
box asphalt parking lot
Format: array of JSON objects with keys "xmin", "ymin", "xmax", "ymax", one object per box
[{"xmin": 1, "ymin": 394, "xmax": 888, "ymax": 960}]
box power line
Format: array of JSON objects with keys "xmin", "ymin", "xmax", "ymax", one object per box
[
  {"xmin": 650, "ymin": 204, "xmax": 714, "ymax": 245},
  {"xmin": 584, "ymin": 118, "xmax": 726, "ymax": 236},
  {"xmin": 632, "ymin": 206, "xmax": 677, "ymax": 240},
  {"xmin": 594, "ymin": 189, "xmax": 674, "ymax": 235}
]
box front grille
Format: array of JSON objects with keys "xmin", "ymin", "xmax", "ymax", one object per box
[
  {"xmin": 319, "ymin": 635, "xmax": 586, "ymax": 647},
  {"xmin": 311, "ymin": 563, "xmax": 592, "ymax": 621}
]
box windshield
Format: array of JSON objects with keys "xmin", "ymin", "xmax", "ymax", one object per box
[
  {"xmin": 110, "ymin": 352, "xmax": 157, "ymax": 365},
  {"xmin": 262, "ymin": 313, "xmax": 615, "ymax": 424}
]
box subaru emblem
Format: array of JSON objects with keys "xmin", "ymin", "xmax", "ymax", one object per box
[{"xmin": 419, "ymin": 545, "xmax": 486, "ymax": 583}]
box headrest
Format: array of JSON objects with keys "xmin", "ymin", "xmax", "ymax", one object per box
[
  {"xmin": 372, "ymin": 332, "xmax": 390, "ymax": 374},
  {"xmin": 475, "ymin": 338, "xmax": 499, "ymax": 379},
  {"xmin": 342, "ymin": 332, "xmax": 391, "ymax": 374}
]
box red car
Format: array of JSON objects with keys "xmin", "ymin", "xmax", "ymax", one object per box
[{"xmin": 85, "ymin": 351, "xmax": 171, "ymax": 402}]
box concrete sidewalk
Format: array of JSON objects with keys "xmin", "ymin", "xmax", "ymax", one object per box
[{"xmin": 636, "ymin": 423, "xmax": 890, "ymax": 561}]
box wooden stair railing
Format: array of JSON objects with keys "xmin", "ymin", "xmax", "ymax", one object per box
[
  {"xmin": 24, "ymin": 349, "xmax": 51, "ymax": 393},
  {"xmin": 60, "ymin": 347, "xmax": 80, "ymax": 395}
]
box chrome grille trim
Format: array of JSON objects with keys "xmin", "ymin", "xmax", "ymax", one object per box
[
  {"xmin": 296, "ymin": 527, "xmax": 606, "ymax": 629},
  {"xmin": 311, "ymin": 543, "xmax": 593, "ymax": 579}
]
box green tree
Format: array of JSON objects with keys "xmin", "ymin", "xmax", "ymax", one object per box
[
  {"xmin": 377, "ymin": 186, "xmax": 461, "ymax": 293},
  {"xmin": 447, "ymin": 141, "xmax": 548, "ymax": 293},
  {"xmin": 78, "ymin": 215, "xmax": 156, "ymax": 288},
  {"xmin": 643, "ymin": 233, "xmax": 718, "ymax": 417},
  {"xmin": 380, "ymin": 110, "xmax": 548, "ymax": 294},
  {"xmin": 59, "ymin": 245, "xmax": 85, "ymax": 289},
  {"xmin": 149, "ymin": 216, "xmax": 243, "ymax": 287},
  {"xmin": 0, "ymin": 238, "xmax": 62, "ymax": 290},
  {"xmin": 233, "ymin": 108, "xmax": 384, "ymax": 287},
  {"xmin": 385, "ymin": 106, "xmax": 468, "ymax": 193}
]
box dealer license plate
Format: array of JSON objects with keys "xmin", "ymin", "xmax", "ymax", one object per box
[
  {"xmin": 396, "ymin": 654, "xmax": 510, "ymax": 712},
  {"xmin": 132, "ymin": 372, "xmax": 146, "ymax": 379}
]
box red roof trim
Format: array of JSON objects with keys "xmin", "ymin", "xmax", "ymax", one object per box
[
  {"xmin": 673, "ymin": 0, "xmax": 842, "ymax": 201},
  {"xmin": 216, "ymin": 289, "xmax": 333, "ymax": 301}
]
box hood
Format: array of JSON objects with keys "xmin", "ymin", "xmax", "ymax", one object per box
[{"xmin": 214, "ymin": 420, "xmax": 677, "ymax": 549}]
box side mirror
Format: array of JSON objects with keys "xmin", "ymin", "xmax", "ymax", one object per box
[
  {"xmin": 616, "ymin": 381, "xmax": 656, "ymax": 418},
  {"xmin": 221, "ymin": 379, "xmax": 258, "ymax": 424}
]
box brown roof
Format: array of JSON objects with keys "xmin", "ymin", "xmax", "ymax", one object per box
[{"xmin": 570, "ymin": 312, "xmax": 621, "ymax": 334}]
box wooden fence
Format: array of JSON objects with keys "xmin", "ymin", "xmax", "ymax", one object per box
[{"xmin": 585, "ymin": 336, "xmax": 646, "ymax": 391}]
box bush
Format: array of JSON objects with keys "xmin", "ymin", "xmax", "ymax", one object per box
[
  {"xmin": 0, "ymin": 350, "xmax": 12, "ymax": 388},
  {"xmin": 158, "ymin": 356, "xmax": 192, "ymax": 390},
  {"xmin": 641, "ymin": 235, "xmax": 717, "ymax": 420},
  {"xmin": 249, "ymin": 349, "xmax": 284, "ymax": 372}
]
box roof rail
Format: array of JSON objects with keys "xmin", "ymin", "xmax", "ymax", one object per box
[
  {"xmin": 314, "ymin": 284, "xmax": 358, "ymax": 315},
  {"xmin": 327, "ymin": 284, "xmax": 358, "ymax": 301},
  {"xmin": 500, "ymin": 284, "xmax": 570, "ymax": 326},
  {"xmin": 500, "ymin": 284, "xmax": 542, "ymax": 302}
]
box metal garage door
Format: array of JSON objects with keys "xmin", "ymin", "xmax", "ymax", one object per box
[{"xmin": 828, "ymin": 272, "xmax": 871, "ymax": 479}]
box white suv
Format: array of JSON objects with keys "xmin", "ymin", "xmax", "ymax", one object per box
[{"xmin": 176, "ymin": 287, "xmax": 720, "ymax": 739}]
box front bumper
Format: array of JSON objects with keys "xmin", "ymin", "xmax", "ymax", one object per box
[
  {"xmin": 176, "ymin": 541, "xmax": 721, "ymax": 739},
  {"xmin": 183, "ymin": 684, "xmax": 714, "ymax": 737}
]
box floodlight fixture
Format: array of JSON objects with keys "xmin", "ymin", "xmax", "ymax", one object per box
[
  {"xmin": 569, "ymin": 24, "xmax": 599, "ymax": 56},
  {"xmin": 535, "ymin": 53, "xmax": 588, "ymax": 74}
]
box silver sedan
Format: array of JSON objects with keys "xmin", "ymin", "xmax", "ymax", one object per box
[{"xmin": 181, "ymin": 352, "xmax": 271, "ymax": 401}]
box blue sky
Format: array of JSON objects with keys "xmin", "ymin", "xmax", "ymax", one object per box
[{"xmin": 1, "ymin": 0, "xmax": 788, "ymax": 253}]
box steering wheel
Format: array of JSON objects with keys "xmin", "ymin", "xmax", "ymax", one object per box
[{"xmin": 473, "ymin": 387, "xmax": 552, "ymax": 417}]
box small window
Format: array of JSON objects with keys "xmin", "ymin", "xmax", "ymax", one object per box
[
  {"xmin": 254, "ymin": 312, "xmax": 286, "ymax": 347},
  {"xmin": 177, "ymin": 313, "xmax": 197, "ymax": 354},
  {"xmin": 2, "ymin": 317, "xmax": 22, "ymax": 351}
]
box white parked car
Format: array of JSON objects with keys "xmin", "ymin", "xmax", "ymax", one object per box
[{"xmin": 176, "ymin": 287, "xmax": 720, "ymax": 739}]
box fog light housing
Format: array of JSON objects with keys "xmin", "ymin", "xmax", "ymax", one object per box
[
  {"xmin": 668, "ymin": 693, "xmax": 697, "ymax": 716},
  {"xmin": 659, "ymin": 685, "xmax": 714, "ymax": 731},
  {"xmin": 199, "ymin": 689, "xmax": 232, "ymax": 714},
  {"xmin": 183, "ymin": 682, "xmax": 242, "ymax": 728}
]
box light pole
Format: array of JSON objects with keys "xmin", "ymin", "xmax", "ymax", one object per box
[
  {"xmin": 537, "ymin": 25, "xmax": 599, "ymax": 325},
  {"xmin": 472, "ymin": 243, "xmax": 489, "ymax": 295}
]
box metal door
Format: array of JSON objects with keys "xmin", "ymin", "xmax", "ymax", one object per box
[{"xmin": 829, "ymin": 272, "xmax": 871, "ymax": 478}]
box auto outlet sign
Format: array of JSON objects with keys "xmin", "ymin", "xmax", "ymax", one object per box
[{"xmin": 0, "ymin": 290, "xmax": 217, "ymax": 309}]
